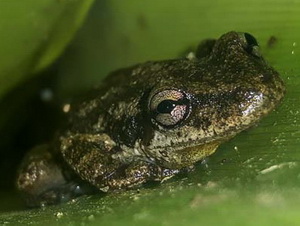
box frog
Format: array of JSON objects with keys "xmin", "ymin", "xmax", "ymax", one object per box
[{"xmin": 16, "ymin": 31, "xmax": 285, "ymax": 207}]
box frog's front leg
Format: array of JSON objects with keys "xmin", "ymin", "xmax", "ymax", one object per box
[
  {"xmin": 60, "ymin": 133, "xmax": 179, "ymax": 192},
  {"xmin": 16, "ymin": 145, "xmax": 96, "ymax": 207},
  {"xmin": 101, "ymin": 161, "xmax": 180, "ymax": 191}
]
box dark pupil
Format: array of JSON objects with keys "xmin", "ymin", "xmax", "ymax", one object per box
[
  {"xmin": 244, "ymin": 33, "xmax": 258, "ymax": 47},
  {"xmin": 157, "ymin": 100, "xmax": 178, "ymax": 114}
]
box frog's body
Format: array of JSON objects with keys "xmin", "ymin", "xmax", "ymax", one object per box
[{"xmin": 17, "ymin": 32, "xmax": 285, "ymax": 206}]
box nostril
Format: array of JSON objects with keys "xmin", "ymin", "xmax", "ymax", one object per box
[
  {"xmin": 240, "ymin": 32, "xmax": 261, "ymax": 58},
  {"xmin": 244, "ymin": 33, "xmax": 259, "ymax": 47}
]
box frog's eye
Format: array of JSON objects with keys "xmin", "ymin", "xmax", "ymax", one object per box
[
  {"xmin": 242, "ymin": 33, "xmax": 261, "ymax": 58},
  {"xmin": 149, "ymin": 89, "xmax": 191, "ymax": 128}
]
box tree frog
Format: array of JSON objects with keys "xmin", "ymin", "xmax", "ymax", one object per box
[{"xmin": 17, "ymin": 31, "xmax": 285, "ymax": 207}]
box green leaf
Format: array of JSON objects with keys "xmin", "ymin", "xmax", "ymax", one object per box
[
  {"xmin": 1, "ymin": 0, "xmax": 300, "ymax": 225},
  {"xmin": 0, "ymin": 0, "xmax": 94, "ymax": 100}
]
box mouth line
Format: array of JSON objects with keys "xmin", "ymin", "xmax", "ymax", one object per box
[
  {"xmin": 147, "ymin": 105, "xmax": 275, "ymax": 155},
  {"xmin": 161, "ymin": 136, "xmax": 222, "ymax": 152},
  {"xmin": 159, "ymin": 123, "xmax": 250, "ymax": 152}
]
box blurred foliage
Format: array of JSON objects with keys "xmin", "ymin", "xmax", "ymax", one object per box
[
  {"xmin": 1, "ymin": 0, "xmax": 300, "ymax": 225},
  {"xmin": 0, "ymin": 0, "xmax": 94, "ymax": 190},
  {"xmin": 0, "ymin": 0, "xmax": 94, "ymax": 100}
]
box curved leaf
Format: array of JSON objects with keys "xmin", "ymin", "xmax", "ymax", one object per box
[{"xmin": 0, "ymin": 0, "xmax": 94, "ymax": 100}]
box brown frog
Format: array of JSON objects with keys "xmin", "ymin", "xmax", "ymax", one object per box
[{"xmin": 17, "ymin": 31, "xmax": 285, "ymax": 207}]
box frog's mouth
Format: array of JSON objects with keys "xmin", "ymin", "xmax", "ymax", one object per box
[{"xmin": 147, "ymin": 123, "xmax": 249, "ymax": 169}]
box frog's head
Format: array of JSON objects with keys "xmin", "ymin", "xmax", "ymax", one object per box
[{"xmin": 143, "ymin": 31, "xmax": 285, "ymax": 169}]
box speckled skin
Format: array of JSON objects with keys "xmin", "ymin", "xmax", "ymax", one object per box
[{"xmin": 17, "ymin": 32, "xmax": 285, "ymax": 207}]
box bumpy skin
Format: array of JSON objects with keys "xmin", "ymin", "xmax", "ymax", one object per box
[{"xmin": 17, "ymin": 32, "xmax": 285, "ymax": 207}]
